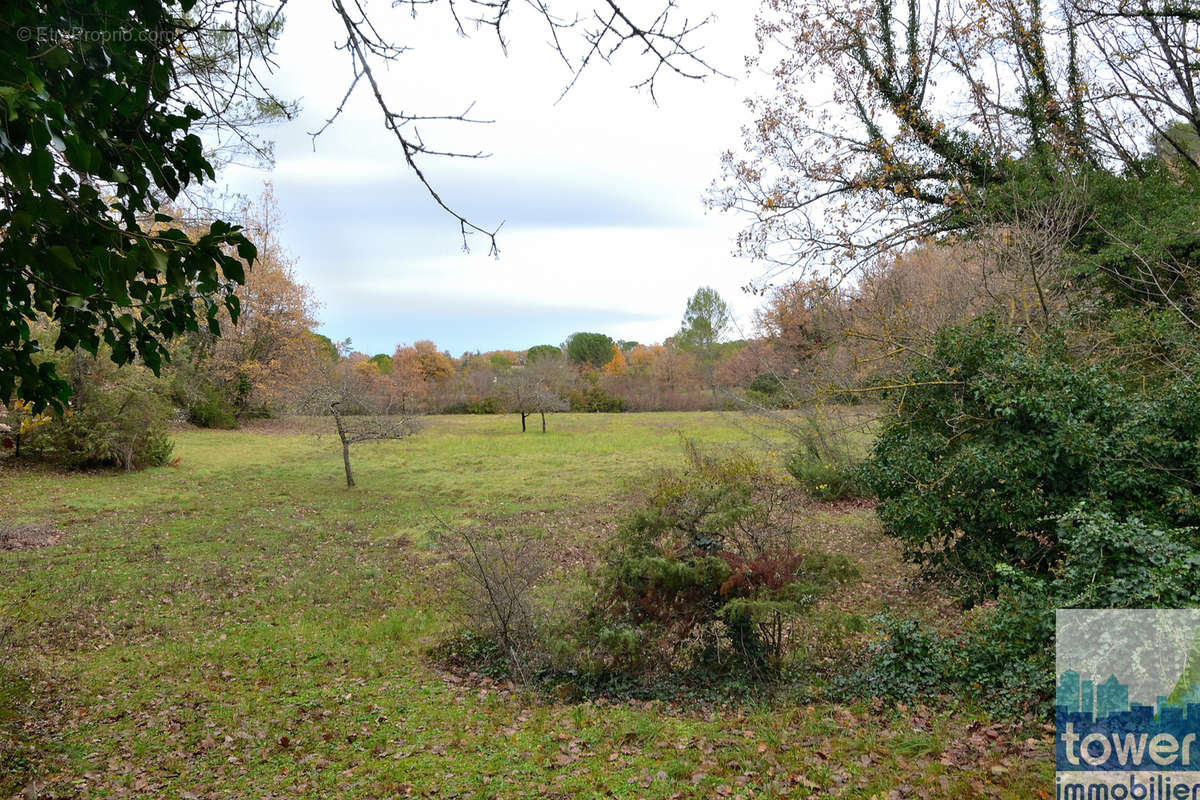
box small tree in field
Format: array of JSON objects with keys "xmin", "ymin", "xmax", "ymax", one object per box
[
  {"xmin": 301, "ymin": 344, "xmax": 419, "ymax": 487},
  {"xmin": 500, "ymin": 366, "xmax": 569, "ymax": 433},
  {"xmin": 327, "ymin": 400, "xmax": 418, "ymax": 487}
]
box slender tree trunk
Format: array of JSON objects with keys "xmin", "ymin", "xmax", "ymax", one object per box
[
  {"xmin": 341, "ymin": 441, "xmax": 354, "ymax": 487},
  {"xmin": 540, "ymin": 411, "xmax": 546, "ymax": 433},
  {"xmin": 331, "ymin": 402, "xmax": 355, "ymax": 487}
]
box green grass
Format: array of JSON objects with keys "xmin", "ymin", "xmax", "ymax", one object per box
[{"xmin": 0, "ymin": 412, "xmax": 1052, "ymax": 798}]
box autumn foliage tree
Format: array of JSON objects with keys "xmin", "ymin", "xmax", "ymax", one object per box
[
  {"xmin": 394, "ymin": 341, "xmax": 455, "ymax": 382},
  {"xmin": 601, "ymin": 344, "xmax": 628, "ymax": 375},
  {"xmin": 170, "ymin": 190, "xmax": 324, "ymax": 422},
  {"xmin": 207, "ymin": 191, "xmax": 323, "ymax": 413}
]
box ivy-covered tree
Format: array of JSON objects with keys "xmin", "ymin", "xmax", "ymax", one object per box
[{"xmin": 712, "ymin": 0, "xmax": 1200, "ymax": 292}]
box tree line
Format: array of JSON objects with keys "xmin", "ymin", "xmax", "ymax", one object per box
[{"xmin": 0, "ymin": 186, "xmax": 799, "ymax": 468}]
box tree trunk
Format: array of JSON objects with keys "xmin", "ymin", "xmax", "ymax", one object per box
[
  {"xmin": 540, "ymin": 411, "xmax": 546, "ymax": 433},
  {"xmin": 341, "ymin": 440, "xmax": 355, "ymax": 487},
  {"xmin": 331, "ymin": 402, "xmax": 355, "ymax": 487}
]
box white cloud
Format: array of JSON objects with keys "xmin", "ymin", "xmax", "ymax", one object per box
[{"xmin": 221, "ymin": 1, "xmax": 770, "ymax": 354}]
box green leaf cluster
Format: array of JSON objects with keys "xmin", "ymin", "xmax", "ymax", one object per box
[
  {"xmin": 862, "ymin": 316, "xmax": 1200, "ymax": 603},
  {"xmin": 1, "ymin": 1, "xmax": 257, "ymax": 411}
]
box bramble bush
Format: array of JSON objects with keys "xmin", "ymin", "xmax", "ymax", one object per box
[{"xmin": 436, "ymin": 522, "xmax": 547, "ymax": 686}]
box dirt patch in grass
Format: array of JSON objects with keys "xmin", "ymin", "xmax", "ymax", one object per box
[{"xmin": 0, "ymin": 524, "xmax": 68, "ymax": 552}]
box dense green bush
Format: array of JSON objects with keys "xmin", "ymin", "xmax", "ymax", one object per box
[
  {"xmin": 955, "ymin": 567, "xmax": 1056, "ymax": 717},
  {"xmin": 841, "ymin": 590, "xmax": 1055, "ymax": 718},
  {"xmin": 558, "ymin": 447, "xmax": 854, "ymax": 685},
  {"xmin": 840, "ymin": 571, "xmax": 1053, "ymax": 717},
  {"xmin": 568, "ymin": 384, "xmax": 626, "ymax": 413},
  {"xmin": 840, "ymin": 311, "xmax": 1200, "ymax": 717},
  {"xmin": 1053, "ymin": 506, "xmax": 1200, "ymax": 607},
  {"xmin": 743, "ymin": 374, "xmax": 799, "ymax": 409},
  {"xmin": 187, "ymin": 390, "xmax": 239, "ymax": 429},
  {"xmin": 748, "ymin": 373, "xmax": 785, "ymax": 396},
  {"xmin": 444, "ymin": 397, "xmax": 504, "ymax": 414},
  {"xmin": 42, "ymin": 404, "xmax": 174, "ymax": 470},
  {"xmin": 744, "ymin": 388, "xmax": 794, "ymax": 410},
  {"xmin": 164, "ymin": 340, "xmax": 241, "ymax": 428},
  {"xmin": 840, "ymin": 615, "xmax": 952, "ymax": 703},
  {"xmin": 841, "ymin": 507, "xmax": 1200, "ymax": 719},
  {"xmin": 862, "ymin": 316, "xmax": 1200, "ymax": 603},
  {"xmin": 31, "ymin": 356, "xmax": 175, "ymax": 470}
]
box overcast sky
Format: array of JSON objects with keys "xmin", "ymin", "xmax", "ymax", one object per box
[{"xmin": 221, "ymin": 2, "xmax": 766, "ymax": 357}]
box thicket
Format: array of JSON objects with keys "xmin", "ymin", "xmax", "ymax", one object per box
[
  {"xmin": 567, "ymin": 378, "xmax": 627, "ymax": 413},
  {"xmin": 845, "ymin": 311, "xmax": 1200, "ymax": 717},
  {"xmin": 436, "ymin": 447, "xmax": 856, "ymax": 698},
  {"xmin": 863, "ymin": 316, "xmax": 1200, "ymax": 604},
  {"xmin": 782, "ymin": 412, "xmax": 871, "ymax": 502},
  {"xmin": 5, "ymin": 349, "xmax": 175, "ymax": 471}
]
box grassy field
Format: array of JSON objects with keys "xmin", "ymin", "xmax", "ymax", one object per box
[{"xmin": 0, "ymin": 412, "xmax": 1052, "ymax": 798}]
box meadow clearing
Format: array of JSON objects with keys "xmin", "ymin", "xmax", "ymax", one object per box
[{"xmin": 1, "ymin": 412, "xmax": 1053, "ymax": 798}]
